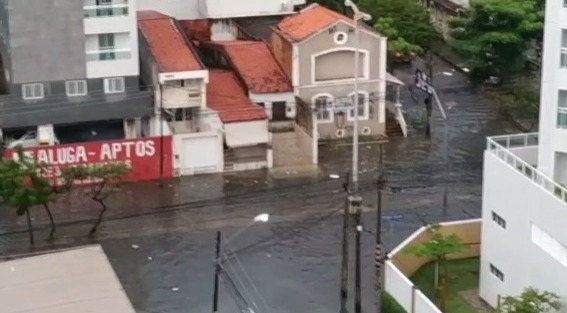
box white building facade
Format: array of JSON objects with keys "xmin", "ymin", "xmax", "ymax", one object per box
[{"xmin": 479, "ymin": 0, "xmax": 567, "ymax": 307}]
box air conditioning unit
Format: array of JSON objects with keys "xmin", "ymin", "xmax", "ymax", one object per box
[
  {"xmin": 285, "ymin": 103, "xmax": 296, "ymax": 119},
  {"xmin": 335, "ymin": 129, "xmax": 346, "ymax": 138}
]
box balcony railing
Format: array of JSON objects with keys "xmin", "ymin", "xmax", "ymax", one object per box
[
  {"xmin": 84, "ymin": 4, "xmax": 129, "ymax": 18},
  {"xmin": 86, "ymin": 48, "xmax": 131, "ymax": 62},
  {"xmin": 486, "ymin": 133, "xmax": 567, "ymax": 203}
]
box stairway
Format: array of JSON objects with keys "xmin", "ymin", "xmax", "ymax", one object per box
[{"xmin": 385, "ymin": 111, "xmax": 404, "ymax": 137}]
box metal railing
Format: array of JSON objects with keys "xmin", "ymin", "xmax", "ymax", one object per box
[
  {"xmin": 86, "ymin": 48, "xmax": 131, "ymax": 62},
  {"xmin": 84, "ymin": 4, "xmax": 129, "ymax": 18},
  {"xmin": 486, "ymin": 133, "xmax": 567, "ymax": 203}
]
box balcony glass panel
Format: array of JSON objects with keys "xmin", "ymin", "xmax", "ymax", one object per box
[
  {"xmin": 86, "ymin": 48, "xmax": 131, "ymax": 62},
  {"xmin": 558, "ymin": 90, "xmax": 567, "ymax": 128},
  {"xmin": 84, "ymin": 4, "xmax": 128, "ymax": 18}
]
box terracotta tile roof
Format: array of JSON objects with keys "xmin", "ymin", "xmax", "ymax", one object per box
[
  {"xmin": 179, "ymin": 19, "xmax": 212, "ymax": 43},
  {"xmin": 275, "ymin": 3, "xmax": 353, "ymax": 42},
  {"xmin": 207, "ymin": 70, "xmax": 267, "ymax": 123},
  {"xmin": 204, "ymin": 41, "xmax": 292, "ymax": 94},
  {"xmin": 138, "ymin": 11, "xmax": 202, "ymax": 73}
]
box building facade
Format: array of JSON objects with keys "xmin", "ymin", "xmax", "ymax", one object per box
[
  {"xmin": 479, "ymin": 0, "xmax": 567, "ymax": 306},
  {"xmin": 0, "ymin": 0, "xmax": 151, "ymax": 139},
  {"xmin": 270, "ymin": 4, "xmax": 388, "ymax": 140}
]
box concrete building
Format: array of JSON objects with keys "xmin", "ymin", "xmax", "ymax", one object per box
[
  {"xmin": 136, "ymin": 0, "xmax": 306, "ymax": 20},
  {"xmin": 479, "ymin": 0, "xmax": 567, "ymax": 306},
  {"xmin": 0, "ymin": 0, "xmax": 151, "ymax": 143}
]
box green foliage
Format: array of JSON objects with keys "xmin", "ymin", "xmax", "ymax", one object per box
[
  {"xmin": 306, "ymin": 0, "xmax": 346, "ymax": 13},
  {"xmin": 498, "ymin": 287, "xmax": 561, "ymax": 313},
  {"xmin": 450, "ymin": 0, "xmax": 543, "ymax": 82},
  {"xmin": 381, "ymin": 291, "xmax": 408, "ymax": 313},
  {"xmin": 405, "ymin": 224, "xmax": 465, "ymax": 260},
  {"xmin": 359, "ymin": 0, "xmax": 437, "ymax": 54},
  {"xmin": 0, "ymin": 148, "xmax": 51, "ymax": 215},
  {"xmin": 488, "ymin": 79, "xmax": 539, "ymax": 129}
]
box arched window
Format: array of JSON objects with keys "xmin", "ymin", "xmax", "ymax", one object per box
[
  {"xmin": 347, "ymin": 91, "xmax": 369, "ymax": 121},
  {"xmin": 313, "ymin": 94, "xmax": 334, "ymax": 123}
]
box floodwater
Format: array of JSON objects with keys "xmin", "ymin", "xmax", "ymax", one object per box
[{"xmin": 0, "ymin": 58, "xmax": 519, "ymax": 313}]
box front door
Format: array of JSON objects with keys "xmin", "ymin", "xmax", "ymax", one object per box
[{"xmin": 272, "ymin": 101, "xmax": 287, "ymax": 121}]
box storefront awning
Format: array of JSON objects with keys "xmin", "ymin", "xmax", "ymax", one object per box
[{"xmin": 225, "ymin": 120, "xmax": 269, "ymax": 148}]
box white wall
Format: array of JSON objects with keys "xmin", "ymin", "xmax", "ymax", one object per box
[
  {"xmin": 537, "ymin": 0, "xmax": 567, "ymax": 177},
  {"xmin": 136, "ymin": 0, "xmax": 305, "ymax": 19},
  {"xmin": 83, "ymin": 0, "xmax": 139, "ymax": 78},
  {"xmin": 480, "ymin": 150, "xmax": 567, "ymax": 309},
  {"xmin": 136, "ymin": 0, "xmax": 201, "ymax": 19}
]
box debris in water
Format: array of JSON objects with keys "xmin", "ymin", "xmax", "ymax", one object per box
[
  {"xmin": 10, "ymin": 267, "xmax": 15, "ymax": 272},
  {"xmin": 147, "ymin": 256, "xmax": 153, "ymax": 260},
  {"xmin": 131, "ymin": 244, "xmax": 140, "ymax": 249},
  {"xmin": 171, "ymin": 287, "xmax": 179, "ymax": 292},
  {"xmin": 329, "ymin": 174, "xmax": 340, "ymax": 179}
]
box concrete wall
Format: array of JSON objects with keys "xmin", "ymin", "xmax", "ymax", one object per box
[
  {"xmin": 7, "ymin": 0, "xmax": 86, "ymax": 84},
  {"xmin": 385, "ymin": 219, "xmax": 481, "ymax": 313},
  {"xmin": 480, "ymin": 150, "xmax": 567, "ymax": 309},
  {"xmin": 270, "ymin": 31, "xmax": 293, "ymax": 81}
]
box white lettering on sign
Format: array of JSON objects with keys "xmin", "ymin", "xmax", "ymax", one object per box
[{"xmin": 100, "ymin": 140, "xmax": 155, "ymax": 161}]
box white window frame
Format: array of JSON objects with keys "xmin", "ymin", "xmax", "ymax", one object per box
[
  {"xmin": 104, "ymin": 77, "xmax": 125, "ymax": 94},
  {"xmin": 347, "ymin": 91, "xmax": 370, "ymax": 121},
  {"xmin": 65, "ymin": 80, "xmax": 88, "ymax": 97},
  {"xmin": 312, "ymin": 93, "xmax": 334, "ymax": 123},
  {"xmin": 311, "ymin": 47, "xmax": 370, "ymax": 85},
  {"xmin": 22, "ymin": 83, "xmax": 44, "ymax": 100}
]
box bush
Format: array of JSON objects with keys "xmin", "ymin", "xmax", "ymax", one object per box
[{"xmin": 381, "ymin": 291, "xmax": 408, "ymax": 313}]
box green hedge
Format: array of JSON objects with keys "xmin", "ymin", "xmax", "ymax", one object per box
[{"xmin": 381, "ymin": 291, "xmax": 408, "ymax": 313}]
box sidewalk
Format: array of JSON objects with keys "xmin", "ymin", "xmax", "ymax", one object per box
[{"xmin": 431, "ymin": 40, "xmax": 470, "ymax": 74}]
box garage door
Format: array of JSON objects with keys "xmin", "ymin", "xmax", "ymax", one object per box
[{"xmin": 180, "ymin": 134, "xmax": 219, "ymax": 175}]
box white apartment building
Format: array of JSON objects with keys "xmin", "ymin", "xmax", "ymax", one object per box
[
  {"xmin": 479, "ymin": 0, "xmax": 567, "ymax": 308},
  {"xmin": 0, "ymin": 0, "xmax": 150, "ymax": 140}
]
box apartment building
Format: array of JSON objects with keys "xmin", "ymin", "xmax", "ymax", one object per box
[
  {"xmin": 479, "ymin": 0, "xmax": 567, "ymax": 306},
  {"xmin": 0, "ymin": 0, "xmax": 151, "ymax": 143}
]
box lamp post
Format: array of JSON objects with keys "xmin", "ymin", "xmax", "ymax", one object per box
[{"xmin": 212, "ymin": 213, "xmax": 270, "ymax": 313}]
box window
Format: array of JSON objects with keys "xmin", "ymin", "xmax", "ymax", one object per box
[
  {"xmin": 104, "ymin": 77, "xmax": 125, "ymax": 94},
  {"xmin": 314, "ymin": 95, "xmax": 333, "ymax": 123},
  {"xmin": 489, "ymin": 263, "xmax": 504, "ymax": 281},
  {"xmin": 65, "ymin": 80, "xmax": 87, "ymax": 97},
  {"xmin": 98, "ymin": 33, "xmax": 115, "ymax": 60},
  {"xmin": 22, "ymin": 83, "xmax": 44, "ymax": 100},
  {"xmin": 564, "ymin": 0, "xmax": 567, "ymax": 8},
  {"xmin": 96, "ymin": 0, "xmax": 113, "ymax": 16},
  {"xmin": 491, "ymin": 211, "xmax": 506, "ymax": 229},
  {"xmin": 347, "ymin": 92, "xmax": 369, "ymax": 121},
  {"xmin": 558, "ymin": 90, "xmax": 567, "ymax": 128},
  {"xmin": 561, "ymin": 30, "xmax": 567, "ymax": 68},
  {"xmin": 531, "ymin": 223, "xmax": 567, "ymax": 267},
  {"xmin": 334, "ymin": 32, "xmax": 348, "ymax": 45}
]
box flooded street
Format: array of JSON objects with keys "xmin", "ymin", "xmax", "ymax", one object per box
[{"xmin": 0, "ymin": 59, "xmax": 519, "ymax": 313}]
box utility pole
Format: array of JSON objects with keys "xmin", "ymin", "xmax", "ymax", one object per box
[
  {"xmin": 212, "ymin": 231, "xmax": 221, "ymax": 313},
  {"xmin": 340, "ymin": 173, "xmax": 350, "ymax": 313},
  {"xmin": 375, "ymin": 144, "xmax": 385, "ymax": 313},
  {"xmin": 425, "ymin": 53, "xmax": 433, "ymax": 137},
  {"xmin": 354, "ymin": 207, "xmax": 362, "ymax": 313}
]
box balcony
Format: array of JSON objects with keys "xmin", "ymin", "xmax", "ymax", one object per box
[
  {"xmin": 161, "ymin": 80, "xmax": 205, "ymax": 109},
  {"xmin": 84, "ymin": 4, "xmax": 129, "ymax": 18},
  {"xmin": 486, "ymin": 132, "xmax": 567, "ymax": 202},
  {"xmin": 86, "ymin": 48, "xmax": 131, "ymax": 62}
]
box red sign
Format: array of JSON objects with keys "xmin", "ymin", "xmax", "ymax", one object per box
[{"xmin": 4, "ymin": 136, "xmax": 173, "ymax": 185}]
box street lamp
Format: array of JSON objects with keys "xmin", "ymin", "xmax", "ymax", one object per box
[{"xmin": 212, "ymin": 213, "xmax": 270, "ymax": 313}]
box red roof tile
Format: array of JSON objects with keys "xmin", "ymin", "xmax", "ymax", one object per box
[
  {"xmin": 275, "ymin": 4, "xmax": 353, "ymax": 42},
  {"xmin": 204, "ymin": 41, "xmax": 292, "ymax": 94},
  {"xmin": 207, "ymin": 70, "xmax": 267, "ymax": 123},
  {"xmin": 138, "ymin": 11, "xmax": 202, "ymax": 73},
  {"xmin": 179, "ymin": 19, "xmax": 212, "ymax": 43}
]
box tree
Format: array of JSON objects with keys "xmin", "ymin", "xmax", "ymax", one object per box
[
  {"xmin": 306, "ymin": 0, "xmax": 346, "ymax": 13},
  {"xmin": 450, "ymin": 0, "xmax": 543, "ymax": 83},
  {"xmin": 405, "ymin": 224, "xmax": 465, "ymax": 312},
  {"xmin": 499, "ymin": 287, "xmax": 561, "ymax": 313},
  {"xmin": 0, "ymin": 148, "xmax": 54, "ymax": 244},
  {"xmin": 61, "ymin": 162, "xmax": 130, "ymax": 236},
  {"xmin": 486, "ymin": 78, "xmax": 539, "ymax": 130},
  {"xmin": 359, "ymin": 0, "xmax": 438, "ymax": 54}
]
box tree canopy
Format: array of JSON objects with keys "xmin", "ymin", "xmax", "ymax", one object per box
[
  {"xmin": 450, "ymin": 0, "xmax": 543, "ymax": 82},
  {"xmin": 498, "ymin": 287, "xmax": 561, "ymax": 313}
]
